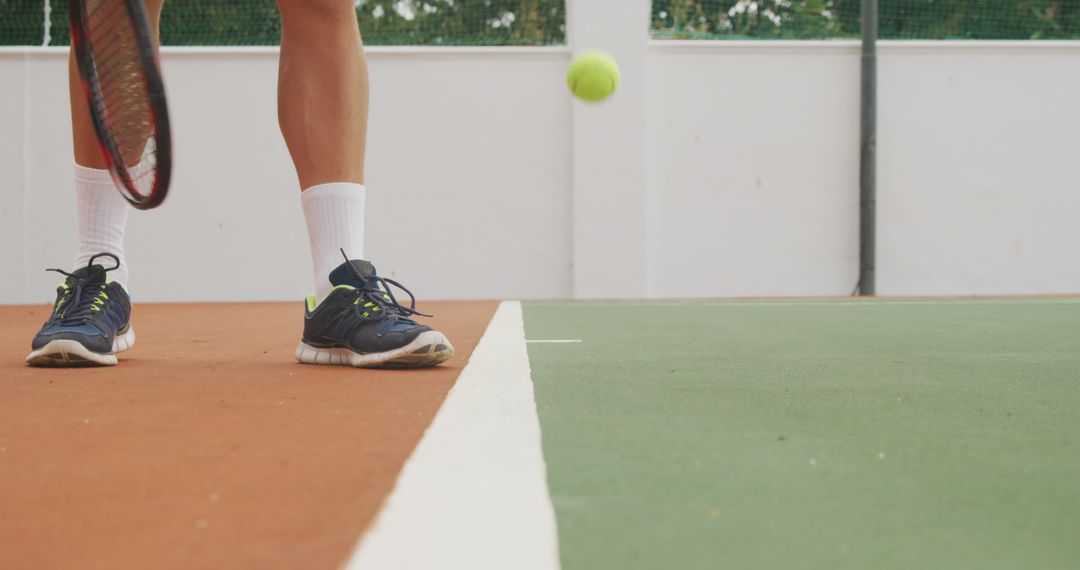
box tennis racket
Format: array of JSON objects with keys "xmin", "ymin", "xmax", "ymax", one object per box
[{"xmin": 69, "ymin": 0, "xmax": 172, "ymax": 210}]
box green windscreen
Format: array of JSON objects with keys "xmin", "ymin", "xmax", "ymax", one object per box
[
  {"xmin": 1, "ymin": 0, "xmax": 46, "ymax": 45},
  {"xmin": 652, "ymin": 0, "xmax": 1080, "ymax": 40},
  {"xmin": 8, "ymin": 1, "xmax": 1077, "ymax": 46},
  {"xmin": 1, "ymin": 0, "xmax": 566, "ymax": 46}
]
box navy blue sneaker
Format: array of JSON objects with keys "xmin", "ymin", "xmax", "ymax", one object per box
[
  {"xmin": 25, "ymin": 253, "xmax": 134, "ymax": 367},
  {"xmin": 296, "ymin": 253, "xmax": 453, "ymax": 368}
]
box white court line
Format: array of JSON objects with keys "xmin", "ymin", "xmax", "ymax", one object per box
[
  {"xmin": 344, "ymin": 301, "xmax": 560, "ymax": 570},
  {"xmin": 526, "ymin": 339, "xmax": 583, "ymax": 344}
]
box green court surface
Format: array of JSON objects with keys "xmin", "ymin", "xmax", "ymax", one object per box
[{"xmin": 523, "ymin": 300, "xmax": 1080, "ymax": 570}]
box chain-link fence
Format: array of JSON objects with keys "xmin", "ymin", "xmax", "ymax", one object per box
[
  {"xmin": 652, "ymin": 0, "xmax": 1080, "ymax": 40},
  {"xmin": 0, "ymin": 0, "xmax": 566, "ymax": 46}
]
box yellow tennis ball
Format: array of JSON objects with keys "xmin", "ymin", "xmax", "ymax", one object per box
[{"xmin": 567, "ymin": 51, "xmax": 620, "ymax": 102}]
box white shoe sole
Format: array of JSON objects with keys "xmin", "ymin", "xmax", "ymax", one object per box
[
  {"xmin": 295, "ymin": 330, "xmax": 454, "ymax": 369},
  {"xmin": 25, "ymin": 327, "xmax": 135, "ymax": 367}
]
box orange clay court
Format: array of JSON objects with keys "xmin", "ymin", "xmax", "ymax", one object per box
[{"xmin": 0, "ymin": 301, "xmax": 497, "ymax": 569}]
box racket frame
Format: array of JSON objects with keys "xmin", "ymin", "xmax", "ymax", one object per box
[{"xmin": 69, "ymin": 0, "xmax": 172, "ymax": 210}]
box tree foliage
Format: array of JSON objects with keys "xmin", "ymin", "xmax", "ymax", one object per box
[
  {"xmin": 5, "ymin": 1, "xmax": 1080, "ymax": 46},
  {"xmin": 7, "ymin": 0, "xmax": 566, "ymax": 46},
  {"xmin": 1, "ymin": 0, "xmax": 49, "ymax": 45},
  {"xmin": 357, "ymin": 0, "xmax": 565, "ymax": 45},
  {"xmin": 652, "ymin": 0, "xmax": 1080, "ymax": 40}
]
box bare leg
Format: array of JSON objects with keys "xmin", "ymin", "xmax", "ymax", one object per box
[
  {"xmin": 66, "ymin": 0, "xmax": 164, "ymax": 289},
  {"xmin": 69, "ymin": 0, "xmax": 165, "ymax": 168},
  {"xmin": 276, "ymin": 2, "xmax": 451, "ymax": 367},
  {"xmin": 277, "ymin": 0, "xmax": 368, "ymax": 188}
]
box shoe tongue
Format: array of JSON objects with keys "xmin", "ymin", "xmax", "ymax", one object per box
[
  {"xmin": 329, "ymin": 259, "xmax": 377, "ymax": 288},
  {"xmin": 69, "ymin": 264, "xmax": 108, "ymax": 286}
]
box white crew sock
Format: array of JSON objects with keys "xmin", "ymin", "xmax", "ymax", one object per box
[
  {"xmin": 301, "ymin": 182, "xmax": 367, "ymax": 301},
  {"xmin": 73, "ymin": 164, "xmax": 130, "ymax": 289}
]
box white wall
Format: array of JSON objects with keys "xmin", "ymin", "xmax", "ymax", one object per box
[
  {"xmin": 569, "ymin": 0, "xmax": 651, "ymax": 298},
  {"xmin": 2, "ymin": 37, "xmax": 1079, "ymax": 303},
  {"xmin": 646, "ymin": 42, "xmax": 861, "ymax": 297},
  {"xmin": 0, "ymin": 47, "xmax": 573, "ymax": 304},
  {"xmin": 877, "ymin": 42, "xmax": 1080, "ymax": 295},
  {"xmin": 0, "ymin": 52, "xmax": 27, "ymax": 306},
  {"xmin": 645, "ymin": 40, "xmax": 1080, "ymax": 298}
]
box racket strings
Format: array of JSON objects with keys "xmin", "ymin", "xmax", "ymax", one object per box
[{"xmin": 81, "ymin": 0, "xmax": 158, "ymax": 199}]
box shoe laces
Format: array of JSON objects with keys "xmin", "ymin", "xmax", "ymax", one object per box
[
  {"xmin": 339, "ymin": 249, "xmax": 431, "ymax": 321},
  {"xmin": 46, "ymin": 253, "xmax": 120, "ymax": 325}
]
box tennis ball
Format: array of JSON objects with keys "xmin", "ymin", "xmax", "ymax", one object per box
[{"xmin": 567, "ymin": 51, "xmax": 620, "ymax": 102}]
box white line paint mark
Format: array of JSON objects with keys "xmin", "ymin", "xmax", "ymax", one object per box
[
  {"xmin": 344, "ymin": 301, "xmax": 560, "ymax": 570},
  {"xmin": 526, "ymin": 339, "xmax": 583, "ymax": 344}
]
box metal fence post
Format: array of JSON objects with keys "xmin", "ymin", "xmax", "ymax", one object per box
[{"xmin": 858, "ymin": 0, "xmax": 878, "ymax": 295}]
